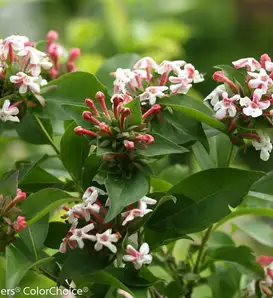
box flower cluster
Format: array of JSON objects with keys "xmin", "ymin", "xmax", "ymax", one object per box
[
  {"xmin": 59, "ymin": 186, "xmax": 155, "ymax": 270},
  {"xmin": 112, "ymin": 57, "xmax": 204, "ymax": 106},
  {"xmin": 205, "ymin": 54, "xmax": 273, "ymax": 161},
  {"xmin": 74, "ymin": 92, "xmax": 159, "ymax": 164},
  {"xmin": 0, "ymin": 31, "xmax": 80, "ymax": 124},
  {"xmin": 0, "ymin": 188, "xmax": 27, "ymax": 249},
  {"xmin": 247, "ymin": 255, "xmax": 273, "ymax": 296},
  {"xmin": 46, "ymin": 30, "xmax": 81, "ymax": 79}
]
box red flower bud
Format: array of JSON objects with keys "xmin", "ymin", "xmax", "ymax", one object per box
[
  {"xmin": 85, "ymin": 98, "xmax": 99, "ymax": 116},
  {"xmin": 74, "ymin": 126, "xmax": 97, "ymax": 136},
  {"xmin": 212, "ymin": 71, "xmax": 238, "ymax": 93},
  {"xmin": 82, "ymin": 111, "xmax": 100, "ymax": 125},
  {"xmin": 124, "ymin": 140, "xmax": 135, "ymax": 150}
]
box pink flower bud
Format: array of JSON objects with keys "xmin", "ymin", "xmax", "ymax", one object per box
[
  {"xmin": 13, "ymin": 216, "xmax": 27, "ymax": 232},
  {"xmin": 124, "ymin": 140, "xmax": 135, "ymax": 150},
  {"xmin": 82, "ymin": 111, "xmax": 100, "ymax": 125},
  {"xmin": 142, "ymin": 104, "xmax": 161, "ymax": 120},
  {"xmin": 120, "ymin": 107, "xmax": 131, "ymax": 129},
  {"xmin": 85, "ymin": 98, "xmax": 99, "ymax": 116},
  {"xmin": 257, "ymin": 255, "xmax": 273, "ymax": 266},
  {"xmin": 74, "ymin": 126, "xmax": 97, "ymax": 136},
  {"xmin": 212, "ymin": 71, "xmax": 238, "ymax": 93},
  {"xmin": 135, "ymin": 134, "xmax": 154, "ymax": 145},
  {"xmin": 68, "ymin": 48, "xmax": 81, "ymax": 62},
  {"xmin": 260, "ymin": 53, "xmax": 271, "ymax": 69},
  {"xmin": 99, "ymin": 122, "xmax": 112, "ymax": 135},
  {"xmin": 96, "ymin": 91, "xmax": 110, "ymax": 119},
  {"xmin": 47, "ymin": 30, "xmax": 59, "ymax": 44},
  {"xmin": 15, "ymin": 188, "xmax": 26, "ymax": 201}
]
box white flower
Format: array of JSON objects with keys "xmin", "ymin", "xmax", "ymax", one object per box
[
  {"xmin": 157, "ymin": 60, "xmax": 186, "ymax": 75},
  {"xmin": 123, "ymin": 243, "xmax": 152, "ymax": 270},
  {"xmin": 232, "ymin": 57, "xmax": 261, "ymax": 71},
  {"xmin": 83, "ymin": 187, "xmax": 99, "ymax": 203},
  {"xmin": 139, "ymin": 86, "xmax": 168, "ymax": 105},
  {"xmin": 133, "ymin": 57, "xmax": 158, "ymax": 70},
  {"xmin": 240, "ymin": 88, "xmax": 270, "ymax": 118},
  {"xmin": 0, "ymin": 100, "xmax": 19, "ymax": 122},
  {"xmin": 252, "ymin": 131, "xmax": 272, "ymax": 161},
  {"xmin": 0, "ymin": 35, "xmax": 29, "ymax": 57},
  {"xmin": 121, "ymin": 196, "xmax": 157, "ymax": 226},
  {"xmin": 59, "ymin": 220, "xmax": 78, "ymax": 253},
  {"xmin": 184, "ymin": 63, "xmax": 204, "ymax": 83},
  {"xmin": 10, "ymin": 72, "xmax": 41, "ymax": 94},
  {"xmin": 113, "ymin": 68, "xmax": 136, "ymax": 94},
  {"xmin": 93, "ymin": 229, "xmax": 119, "ymax": 253},
  {"xmin": 117, "ymin": 289, "xmax": 134, "ymax": 298},
  {"xmin": 169, "ymin": 75, "xmax": 192, "ymax": 94},
  {"xmin": 213, "ymin": 92, "xmax": 240, "ymax": 119},
  {"xmin": 17, "ymin": 46, "xmax": 46, "ymax": 64},
  {"xmin": 29, "ymin": 57, "xmax": 52, "ymax": 76},
  {"xmin": 69, "ymin": 223, "xmax": 96, "ymax": 249},
  {"xmin": 204, "ymin": 84, "xmax": 226, "ymax": 106},
  {"xmin": 248, "ymin": 68, "xmax": 273, "ymax": 94}
]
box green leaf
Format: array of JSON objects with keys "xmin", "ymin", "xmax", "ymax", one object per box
[
  {"xmin": 105, "ymin": 172, "xmax": 149, "ymax": 222},
  {"xmin": 96, "ymin": 53, "xmax": 139, "ymax": 92},
  {"xmin": 192, "ymin": 142, "xmax": 216, "ymax": 170},
  {"xmin": 147, "ymin": 168, "xmax": 263, "ymax": 233},
  {"xmin": 44, "ymin": 222, "xmax": 70, "ymax": 249},
  {"xmin": 0, "ymin": 171, "xmax": 18, "ymax": 197},
  {"xmin": 208, "ymin": 263, "xmax": 241, "ymax": 298},
  {"xmin": 20, "ymin": 188, "xmax": 77, "ymax": 225},
  {"xmin": 57, "ymin": 250, "xmax": 110, "ymax": 282},
  {"xmin": 42, "ymin": 72, "xmax": 109, "ymax": 119},
  {"xmin": 250, "ymin": 170, "xmax": 273, "ymax": 195},
  {"xmin": 16, "ymin": 112, "xmax": 53, "ymax": 144},
  {"xmin": 158, "ymin": 95, "xmax": 227, "ymax": 133},
  {"xmin": 61, "ymin": 104, "xmax": 88, "ymax": 126},
  {"xmin": 235, "ymin": 219, "xmax": 273, "ymax": 247},
  {"xmin": 19, "ymin": 166, "xmax": 63, "ymax": 193},
  {"xmin": 6, "ymin": 244, "xmax": 53, "ymax": 289},
  {"xmin": 75, "ymin": 270, "xmax": 133, "ymax": 295},
  {"xmin": 19, "ymin": 215, "xmax": 49, "ymax": 259},
  {"xmin": 207, "ymin": 232, "xmax": 235, "ymax": 249},
  {"xmin": 152, "ymin": 108, "xmax": 209, "ymax": 150},
  {"xmin": 107, "ymin": 267, "xmax": 159, "ymax": 287},
  {"xmin": 207, "ymin": 245, "xmax": 264, "ymax": 277},
  {"xmin": 60, "ymin": 121, "xmax": 90, "ymax": 181},
  {"xmin": 144, "ymin": 228, "xmax": 190, "ymax": 250},
  {"xmin": 138, "ymin": 133, "xmax": 189, "ymax": 157},
  {"xmin": 82, "ymin": 153, "xmax": 102, "ymax": 189}
]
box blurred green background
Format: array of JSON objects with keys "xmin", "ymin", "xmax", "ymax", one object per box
[{"xmin": 1, "ymin": 0, "xmax": 273, "ymax": 173}]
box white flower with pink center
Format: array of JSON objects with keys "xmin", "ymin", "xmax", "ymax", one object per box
[
  {"xmin": 17, "ymin": 46, "xmax": 47, "ymax": 64},
  {"xmin": 169, "ymin": 75, "xmax": 192, "ymax": 94},
  {"xmin": 0, "ymin": 100, "xmax": 20, "ymax": 122},
  {"xmin": 140, "ymin": 86, "xmax": 168, "ymax": 105},
  {"xmin": 113, "ymin": 68, "xmax": 136, "ymax": 94},
  {"xmin": 232, "ymin": 57, "xmax": 261, "ymax": 72},
  {"xmin": 93, "ymin": 229, "xmax": 119, "ymax": 253},
  {"xmin": 213, "ymin": 92, "xmax": 240, "ymax": 119},
  {"xmin": 134, "ymin": 57, "xmax": 158, "ymax": 81},
  {"xmin": 240, "ymin": 89, "xmax": 270, "ymax": 118},
  {"xmin": 0, "ymin": 35, "xmax": 29, "ymax": 58},
  {"xmin": 157, "ymin": 60, "xmax": 186, "ymax": 75},
  {"xmin": 204, "ymin": 84, "xmax": 226, "ymax": 106},
  {"xmin": 184, "ymin": 63, "xmax": 204, "ymax": 83},
  {"xmin": 121, "ymin": 196, "xmax": 157, "ymax": 226},
  {"xmin": 252, "ymin": 131, "xmax": 272, "ymax": 161},
  {"xmin": 68, "ymin": 223, "xmax": 96, "ymax": 249},
  {"xmin": 10, "ymin": 72, "xmax": 41, "ymax": 94},
  {"xmin": 248, "ymin": 68, "xmax": 273, "ymax": 94},
  {"xmin": 123, "ymin": 242, "xmax": 152, "ymax": 270}
]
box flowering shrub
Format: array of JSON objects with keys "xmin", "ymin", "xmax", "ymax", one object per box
[{"xmin": 1, "ymin": 32, "xmax": 273, "ymax": 298}]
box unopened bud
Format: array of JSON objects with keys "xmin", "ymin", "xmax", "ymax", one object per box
[
  {"xmin": 124, "ymin": 140, "xmax": 135, "ymax": 150},
  {"xmin": 47, "ymin": 30, "xmax": 58, "ymax": 44}
]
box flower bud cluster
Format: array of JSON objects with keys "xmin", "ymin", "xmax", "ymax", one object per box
[
  {"xmin": 0, "ymin": 188, "xmax": 27, "ymax": 249},
  {"xmin": 205, "ymin": 54, "xmax": 273, "ymax": 161},
  {"xmin": 74, "ymin": 91, "xmax": 158, "ymax": 163}
]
